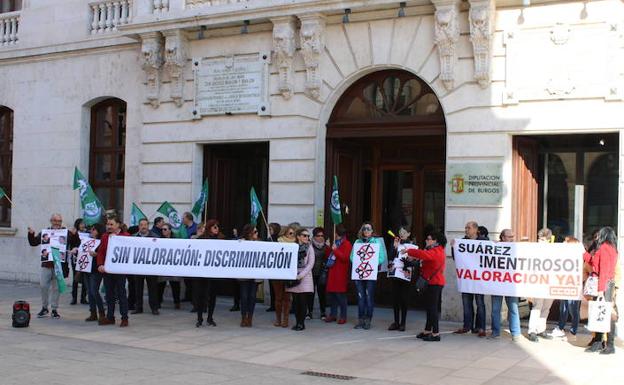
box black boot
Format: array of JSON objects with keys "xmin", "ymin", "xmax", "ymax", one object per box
[{"xmin": 600, "ymin": 324, "xmax": 616, "ymax": 355}]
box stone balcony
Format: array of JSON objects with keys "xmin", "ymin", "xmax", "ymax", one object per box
[{"xmin": 0, "ymin": 10, "xmax": 20, "ymax": 47}]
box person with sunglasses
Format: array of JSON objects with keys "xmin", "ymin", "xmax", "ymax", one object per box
[
  {"xmin": 272, "ymin": 224, "xmax": 297, "ymax": 327},
  {"xmin": 286, "ymin": 228, "xmax": 316, "ymax": 331},
  {"xmin": 193, "ymin": 219, "xmax": 224, "ymax": 327},
  {"xmin": 309, "ymin": 227, "xmax": 330, "ymax": 320},
  {"xmin": 157, "ymin": 224, "xmax": 182, "ymax": 311},
  {"xmin": 239, "ymin": 224, "xmax": 260, "ymax": 327},
  {"xmin": 350, "ymin": 222, "xmax": 387, "ymax": 330}
]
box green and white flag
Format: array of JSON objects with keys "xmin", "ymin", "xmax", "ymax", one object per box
[
  {"xmin": 250, "ymin": 187, "xmax": 262, "ymax": 226},
  {"xmin": 73, "ymin": 167, "xmax": 104, "ymax": 226},
  {"xmin": 50, "ymin": 247, "xmax": 67, "ymax": 294},
  {"xmin": 0, "ymin": 186, "xmax": 6, "ymax": 201},
  {"xmin": 156, "ymin": 201, "xmax": 186, "ymax": 238},
  {"xmin": 191, "ymin": 179, "xmax": 209, "ymax": 219},
  {"xmin": 330, "ymin": 175, "xmax": 343, "ymax": 225},
  {"xmin": 130, "ymin": 203, "xmax": 147, "ymax": 227}
]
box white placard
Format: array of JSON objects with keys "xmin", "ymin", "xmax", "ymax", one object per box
[
  {"xmin": 388, "ymin": 244, "xmax": 418, "ymax": 282},
  {"xmin": 193, "ymin": 53, "xmax": 271, "ymax": 117},
  {"xmin": 76, "ymin": 235, "xmax": 101, "ymax": 273},
  {"xmin": 40, "ymin": 229, "xmax": 68, "ymax": 262},
  {"xmin": 351, "ymin": 243, "xmax": 380, "ymax": 281},
  {"xmin": 453, "ymin": 239, "xmax": 584, "ymax": 300},
  {"xmin": 104, "ymin": 236, "xmax": 298, "ymax": 280}
]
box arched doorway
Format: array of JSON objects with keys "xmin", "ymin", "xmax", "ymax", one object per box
[{"xmin": 325, "ymin": 69, "xmax": 446, "ymax": 306}]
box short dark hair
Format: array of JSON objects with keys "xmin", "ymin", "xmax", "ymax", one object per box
[
  {"xmin": 312, "ymin": 227, "xmax": 325, "ymax": 237},
  {"xmin": 154, "ymin": 217, "xmax": 164, "ymax": 226},
  {"xmin": 241, "ymin": 224, "xmax": 257, "ymax": 240},
  {"xmin": 184, "ymin": 212, "xmax": 194, "ymax": 221},
  {"xmin": 429, "ymin": 231, "xmax": 447, "ymax": 247},
  {"xmin": 335, "ymin": 224, "xmax": 347, "ymax": 237},
  {"xmin": 296, "ymin": 228, "xmax": 310, "ymax": 237},
  {"xmin": 139, "ymin": 218, "xmax": 149, "ymax": 225}
]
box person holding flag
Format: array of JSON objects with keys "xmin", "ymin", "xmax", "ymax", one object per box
[
  {"xmin": 73, "ymin": 167, "xmax": 104, "ymax": 226},
  {"xmin": 156, "ymin": 201, "xmax": 186, "ymax": 238},
  {"xmin": 191, "ymin": 179, "xmax": 209, "ymax": 223}
]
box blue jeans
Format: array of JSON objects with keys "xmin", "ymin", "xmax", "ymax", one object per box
[
  {"xmin": 491, "ymin": 295, "xmax": 520, "ymax": 337},
  {"xmin": 239, "ymin": 280, "xmax": 257, "ymax": 316},
  {"xmin": 462, "ymin": 293, "xmax": 485, "ymax": 331},
  {"xmin": 354, "ymin": 280, "xmax": 376, "ymax": 320},
  {"xmin": 104, "ymin": 274, "xmax": 128, "ymax": 321},
  {"xmin": 328, "ymin": 292, "xmax": 347, "ymax": 320},
  {"xmin": 87, "ymin": 272, "xmax": 105, "ymax": 314},
  {"xmin": 558, "ymin": 300, "xmax": 580, "ymax": 334}
]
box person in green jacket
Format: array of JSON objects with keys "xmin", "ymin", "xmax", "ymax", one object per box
[{"xmin": 350, "ymin": 222, "xmax": 387, "ymax": 330}]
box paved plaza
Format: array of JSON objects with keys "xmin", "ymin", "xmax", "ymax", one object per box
[{"xmin": 0, "ymin": 280, "xmax": 620, "ymax": 385}]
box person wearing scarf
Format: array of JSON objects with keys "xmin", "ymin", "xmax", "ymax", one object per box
[
  {"xmin": 309, "ymin": 227, "xmax": 330, "ymax": 320},
  {"xmin": 388, "ymin": 228, "xmax": 416, "ymax": 332},
  {"xmin": 286, "ymin": 228, "xmax": 315, "ymax": 331}
]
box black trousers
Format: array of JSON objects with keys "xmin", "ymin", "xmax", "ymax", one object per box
[
  {"xmin": 392, "ymin": 279, "xmax": 410, "ymax": 326},
  {"xmin": 70, "ymin": 262, "xmax": 87, "ymax": 302},
  {"xmin": 293, "ymin": 292, "xmax": 308, "ymax": 327},
  {"xmin": 193, "ymin": 278, "xmax": 216, "ymax": 322},
  {"xmin": 127, "ymin": 275, "xmax": 136, "ymax": 309},
  {"xmin": 158, "ymin": 281, "xmax": 181, "ymax": 305},
  {"xmin": 307, "ymin": 275, "xmax": 327, "ymax": 316},
  {"xmin": 424, "ymin": 285, "xmax": 443, "ymax": 333},
  {"xmin": 134, "ymin": 275, "xmax": 160, "ymax": 311},
  {"xmin": 183, "ymin": 278, "xmax": 193, "ymax": 301}
]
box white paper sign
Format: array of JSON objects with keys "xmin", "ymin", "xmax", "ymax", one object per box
[
  {"xmin": 40, "ymin": 229, "xmax": 68, "ymax": 262},
  {"xmin": 453, "ymin": 239, "xmax": 584, "ymax": 300},
  {"xmin": 351, "ymin": 243, "xmax": 380, "ymax": 281},
  {"xmin": 389, "ymin": 244, "xmax": 418, "ymax": 282},
  {"xmin": 104, "ymin": 236, "xmax": 298, "ymax": 280},
  {"xmin": 76, "ymin": 235, "xmax": 101, "ymax": 273}
]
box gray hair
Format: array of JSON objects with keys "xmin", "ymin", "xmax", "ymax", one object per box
[
  {"xmin": 596, "ymin": 226, "xmax": 617, "ymax": 248},
  {"xmin": 466, "ymin": 221, "xmax": 478, "ymax": 229},
  {"xmin": 537, "ymin": 228, "xmax": 552, "ymax": 240},
  {"xmin": 50, "ymin": 213, "xmax": 63, "ymax": 221}
]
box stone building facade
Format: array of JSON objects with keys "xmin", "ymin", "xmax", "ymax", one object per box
[{"xmin": 0, "ymin": 0, "xmax": 623, "ymax": 326}]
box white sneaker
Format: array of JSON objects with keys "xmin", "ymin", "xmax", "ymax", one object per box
[{"xmin": 550, "ymin": 327, "xmax": 566, "ymax": 338}]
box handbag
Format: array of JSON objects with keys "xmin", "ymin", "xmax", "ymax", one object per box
[
  {"xmin": 587, "ymin": 299, "xmax": 613, "ymax": 333},
  {"xmin": 415, "ymin": 263, "xmax": 443, "ymax": 293},
  {"xmin": 583, "ymin": 275, "xmax": 599, "ymax": 297}
]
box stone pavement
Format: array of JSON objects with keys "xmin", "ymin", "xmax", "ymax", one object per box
[{"xmin": 0, "ymin": 280, "xmax": 621, "ymax": 385}]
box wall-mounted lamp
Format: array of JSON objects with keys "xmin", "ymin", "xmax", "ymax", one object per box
[
  {"xmin": 398, "ymin": 2, "xmax": 406, "ymax": 18},
  {"xmin": 342, "ymin": 9, "xmax": 351, "ymax": 24},
  {"xmin": 198, "ymin": 25, "xmax": 206, "ymax": 40},
  {"xmin": 241, "ymin": 20, "xmax": 250, "ymax": 34}
]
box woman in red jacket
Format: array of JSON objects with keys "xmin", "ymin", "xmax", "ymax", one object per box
[
  {"xmin": 96, "ymin": 215, "xmax": 130, "ymax": 327},
  {"xmin": 402, "ymin": 231, "xmax": 446, "ymax": 341},
  {"xmin": 584, "ymin": 226, "xmax": 619, "ymax": 354},
  {"xmin": 324, "ymin": 225, "xmax": 352, "ymax": 324}
]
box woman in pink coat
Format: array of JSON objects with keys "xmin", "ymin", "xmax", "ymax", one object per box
[{"xmin": 286, "ymin": 228, "xmax": 315, "ymax": 331}]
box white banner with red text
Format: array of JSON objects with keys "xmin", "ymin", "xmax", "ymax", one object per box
[
  {"xmin": 453, "ymin": 240, "xmax": 584, "ymax": 300},
  {"xmin": 104, "ymin": 236, "xmax": 298, "ymax": 280}
]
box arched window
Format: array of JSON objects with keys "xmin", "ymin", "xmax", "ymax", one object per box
[
  {"xmin": 0, "ymin": 106, "xmax": 13, "ymax": 227},
  {"xmin": 90, "ymin": 98, "xmax": 126, "ymax": 216}
]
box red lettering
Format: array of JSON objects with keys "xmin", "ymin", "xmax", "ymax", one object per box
[{"xmin": 493, "ymin": 271, "xmax": 502, "ymax": 282}]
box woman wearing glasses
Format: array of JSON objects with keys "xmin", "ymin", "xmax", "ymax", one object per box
[
  {"xmin": 272, "ymin": 224, "xmax": 297, "ymax": 327},
  {"xmin": 239, "ymin": 224, "xmax": 260, "ymax": 327},
  {"xmin": 286, "ymin": 228, "xmax": 316, "ymax": 331},
  {"xmin": 158, "ymin": 224, "xmax": 182, "ymax": 310},
  {"xmin": 350, "ymin": 222, "xmax": 387, "ymax": 330},
  {"xmin": 194, "ymin": 219, "xmax": 224, "ymax": 327}
]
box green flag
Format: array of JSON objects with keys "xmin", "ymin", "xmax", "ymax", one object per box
[
  {"xmin": 250, "ymin": 187, "xmax": 262, "ymax": 226},
  {"xmin": 50, "ymin": 247, "xmax": 67, "ymax": 294},
  {"xmin": 157, "ymin": 201, "xmax": 186, "ymax": 238},
  {"xmin": 0, "ymin": 186, "xmax": 6, "ymax": 200},
  {"xmin": 130, "ymin": 203, "xmax": 147, "ymax": 227},
  {"xmin": 191, "ymin": 179, "xmax": 209, "ymax": 219},
  {"xmin": 330, "ymin": 175, "xmax": 343, "ymax": 225},
  {"xmin": 73, "ymin": 167, "xmax": 104, "ymax": 226}
]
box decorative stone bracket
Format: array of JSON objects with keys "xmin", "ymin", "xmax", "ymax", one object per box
[
  {"xmin": 432, "ymin": 0, "xmax": 461, "ymax": 90},
  {"xmin": 468, "ymin": 0, "xmax": 495, "ymax": 88},
  {"xmin": 163, "ymin": 29, "xmax": 189, "ymax": 107},
  {"xmin": 140, "ymin": 32, "xmax": 164, "ymax": 108},
  {"xmin": 299, "ymin": 14, "xmax": 326, "ymax": 100},
  {"xmin": 272, "ymin": 16, "xmax": 297, "ymax": 100}
]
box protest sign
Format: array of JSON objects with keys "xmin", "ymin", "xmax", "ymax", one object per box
[
  {"xmin": 388, "ymin": 244, "xmax": 418, "ymax": 282},
  {"xmin": 76, "ymin": 234, "xmax": 101, "ymax": 273},
  {"xmin": 351, "ymin": 243, "xmax": 380, "ymax": 281},
  {"xmin": 40, "ymin": 229, "xmax": 68, "ymax": 262},
  {"xmin": 453, "ymin": 239, "xmax": 584, "ymax": 300},
  {"xmin": 104, "ymin": 236, "xmax": 298, "ymax": 280}
]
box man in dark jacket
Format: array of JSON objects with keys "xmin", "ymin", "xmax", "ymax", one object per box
[
  {"xmin": 132, "ymin": 218, "xmax": 161, "ymax": 315},
  {"xmin": 27, "ymin": 213, "xmax": 77, "ymax": 319},
  {"xmin": 151, "ymin": 216, "xmax": 164, "ymax": 238}
]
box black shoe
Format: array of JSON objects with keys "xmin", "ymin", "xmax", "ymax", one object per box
[
  {"xmin": 51, "ymin": 310, "xmax": 60, "ymax": 319},
  {"xmin": 538, "ymin": 332, "xmax": 553, "ymax": 340},
  {"xmin": 190, "ymin": 308, "xmax": 198, "ymax": 313},
  {"xmin": 80, "ymin": 298, "xmax": 89, "ymax": 305},
  {"xmin": 151, "ymin": 309, "xmax": 160, "ymax": 315},
  {"xmin": 306, "ymin": 313, "xmax": 312, "ymax": 320},
  {"xmin": 70, "ymin": 299, "xmax": 77, "ymax": 305},
  {"xmin": 398, "ymin": 325, "xmax": 406, "ymax": 332},
  {"xmin": 37, "ymin": 308, "xmax": 49, "ymax": 318},
  {"xmin": 207, "ymin": 319, "xmax": 217, "ymax": 327},
  {"xmin": 528, "ymin": 333, "xmax": 539, "ymax": 342},
  {"xmin": 416, "ymin": 332, "xmax": 430, "ymax": 339},
  {"xmin": 586, "ymin": 341, "xmax": 604, "ymax": 352},
  {"xmin": 388, "ymin": 322, "xmax": 399, "ymax": 331},
  {"xmin": 600, "ymin": 345, "xmax": 615, "ymax": 355},
  {"xmin": 131, "ymin": 309, "xmax": 143, "ymax": 314},
  {"xmin": 266, "ymin": 307, "xmax": 275, "ymax": 312},
  {"xmin": 423, "ymin": 334, "xmax": 440, "ymax": 342},
  {"xmin": 229, "ymin": 305, "xmax": 239, "ymax": 312},
  {"xmin": 291, "ymin": 324, "xmax": 305, "ymax": 331},
  {"xmin": 196, "ymin": 320, "xmax": 203, "ymax": 328}
]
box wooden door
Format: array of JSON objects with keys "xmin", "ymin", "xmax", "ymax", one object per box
[{"xmin": 513, "ymin": 137, "xmax": 539, "ymax": 242}]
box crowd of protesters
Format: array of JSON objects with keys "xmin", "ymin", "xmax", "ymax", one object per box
[{"xmin": 26, "ymin": 213, "xmax": 619, "ymax": 354}]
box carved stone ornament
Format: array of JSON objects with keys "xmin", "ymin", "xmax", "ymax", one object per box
[
  {"xmin": 469, "ymin": 0, "xmax": 495, "ymax": 88},
  {"xmin": 432, "ymin": 1, "xmax": 461, "ymax": 90},
  {"xmin": 163, "ymin": 30, "xmax": 188, "ymax": 108},
  {"xmin": 272, "ymin": 17, "xmax": 297, "ymax": 100},
  {"xmin": 299, "ymin": 14, "xmax": 326, "ymax": 100},
  {"xmin": 140, "ymin": 32, "xmax": 164, "ymax": 108}
]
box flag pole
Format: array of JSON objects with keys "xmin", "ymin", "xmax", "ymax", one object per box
[
  {"xmin": 1, "ymin": 193, "xmax": 14, "ymax": 206},
  {"xmin": 203, "ymin": 200, "xmax": 208, "ymax": 225},
  {"xmin": 259, "ymin": 209, "xmax": 269, "ymax": 238}
]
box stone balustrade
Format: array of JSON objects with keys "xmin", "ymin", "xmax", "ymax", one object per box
[
  {"xmin": 186, "ymin": 0, "xmax": 250, "ymax": 8},
  {"xmin": 90, "ymin": 0, "xmax": 133, "ymax": 34},
  {"xmin": 0, "ymin": 11, "xmax": 20, "ymax": 46},
  {"xmin": 152, "ymin": 0, "xmax": 170, "ymax": 13}
]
